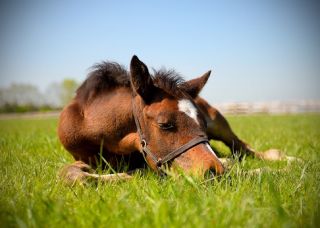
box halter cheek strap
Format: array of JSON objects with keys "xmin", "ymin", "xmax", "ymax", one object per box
[{"xmin": 132, "ymin": 97, "xmax": 209, "ymax": 170}]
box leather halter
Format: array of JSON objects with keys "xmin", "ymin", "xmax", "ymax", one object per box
[{"xmin": 132, "ymin": 97, "xmax": 209, "ymax": 170}]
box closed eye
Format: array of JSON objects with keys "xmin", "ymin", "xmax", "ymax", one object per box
[{"xmin": 158, "ymin": 122, "xmax": 175, "ymax": 130}]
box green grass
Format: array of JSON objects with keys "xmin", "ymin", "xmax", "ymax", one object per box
[{"xmin": 0, "ymin": 114, "xmax": 319, "ymax": 227}]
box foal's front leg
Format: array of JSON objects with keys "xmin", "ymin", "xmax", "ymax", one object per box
[
  {"xmin": 195, "ymin": 97, "xmax": 285, "ymax": 161},
  {"xmin": 59, "ymin": 161, "xmax": 132, "ymax": 186}
]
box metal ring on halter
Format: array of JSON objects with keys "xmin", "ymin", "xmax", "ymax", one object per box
[
  {"xmin": 156, "ymin": 158, "xmax": 162, "ymax": 167},
  {"xmin": 141, "ymin": 139, "xmax": 147, "ymax": 148}
]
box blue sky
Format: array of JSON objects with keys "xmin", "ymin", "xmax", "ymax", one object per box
[{"xmin": 0, "ymin": 0, "xmax": 319, "ymax": 103}]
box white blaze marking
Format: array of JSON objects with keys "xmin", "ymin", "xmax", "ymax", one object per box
[
  {"xmin": 178, "ymin": 99, "xmax": 199, "ymax": 125},
  {"xmin": 205, "ymin": 143, "xmax": 219, "ymax": 160}
]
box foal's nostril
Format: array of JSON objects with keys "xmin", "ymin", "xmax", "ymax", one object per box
[{"xmin": 204, "ymin": 168, "xmax": 216, "ymax": 179}]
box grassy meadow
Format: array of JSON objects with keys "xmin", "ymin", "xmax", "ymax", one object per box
[{"xmin": 0, "ymin": 114, "xmax": 319, "ymax": 227}]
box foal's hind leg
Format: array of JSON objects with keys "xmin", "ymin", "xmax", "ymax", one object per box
[{"xmin": 195, "ymin": 97, "xmax": 285, "ymax": 160}]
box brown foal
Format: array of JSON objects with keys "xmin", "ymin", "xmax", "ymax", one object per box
[{"xmin": 58, "ymin": 55, "xmax": 286, "ymax": 185}]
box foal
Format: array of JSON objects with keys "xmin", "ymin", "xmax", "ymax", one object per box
[{"xmin": 58, "ymin": 56, "xmax": 286, "ymax": 184}]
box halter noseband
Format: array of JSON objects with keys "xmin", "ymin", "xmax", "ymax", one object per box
[{"xmin": 132, "ymin": 97, "xmax": 209, "ymax": 170}]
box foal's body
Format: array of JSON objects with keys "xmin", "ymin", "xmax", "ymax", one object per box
[
  {"xmin": 59, "ymin": 56, "xmax": 284, "ymax": 184},
  {"xmin": 59, "ymin": 87, "xmax": 145, "ymax": 169},
  {"xmin": 60, "ymin": 95, "xmax": 255, "ymax": 166}
]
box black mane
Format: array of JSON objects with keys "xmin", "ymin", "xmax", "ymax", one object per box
[
  {"xmin": 76, "ymin": 61, "xmax": 188, "ymax": 103},
  {"xmin": 152, "ymin": 69, "xmax": 186, "ymax": 98}
]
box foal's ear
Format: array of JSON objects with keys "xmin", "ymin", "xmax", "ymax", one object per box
[
  {"xmin": 182, "ymin": 71, "xmax": 211, "ymax": 98},
  {"xmin": 130, "ymin": 55, "xmax": 154, "ymax": 101}
]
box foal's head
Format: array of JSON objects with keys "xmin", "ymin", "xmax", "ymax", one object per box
[{"xmin": 130, "ymin": 56, "xmax": 224, "ymax": 176}]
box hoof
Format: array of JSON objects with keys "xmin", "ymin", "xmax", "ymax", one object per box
[
  {"xmin": 59, "ymin": 161, "xmax": 95, "ymax": 186},
  {"xmin": 260, "ymin": 149, "xmax": 302, "ymax": 163},
  {"xmin": 261, "ymin": 149, "xmax": 285, "ymax": 161}
]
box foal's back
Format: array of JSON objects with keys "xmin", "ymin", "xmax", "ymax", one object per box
[{"xmin": 82, "ymin": 87, "xmax": 134, "ymax": 139}]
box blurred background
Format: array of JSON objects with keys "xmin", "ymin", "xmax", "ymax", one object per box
[{"xmin": 0, "ymin": 0, "xmax": 319, "ymax": 114}]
